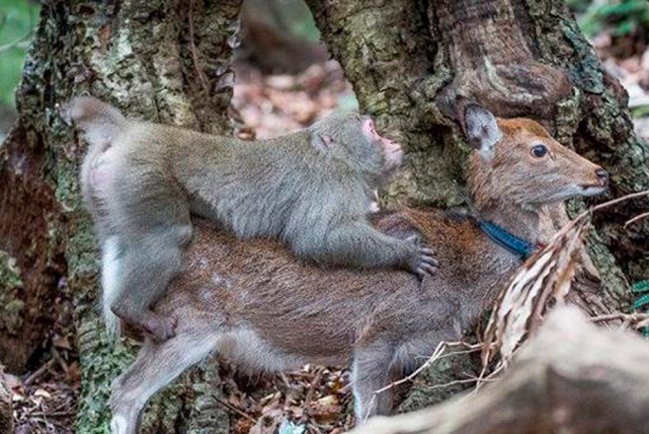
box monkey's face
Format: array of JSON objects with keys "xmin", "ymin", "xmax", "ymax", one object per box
[
  {"xmin": 312, "ymin": 113, "xmax": 403, "ymax": 181},
  {"xmin": 337, "ymin": 115, "xmax": 403, "ymax": 178}
]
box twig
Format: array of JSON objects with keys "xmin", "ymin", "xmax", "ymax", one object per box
[
  {"xmin": 214, "ymin": 396, "xmax": 257, "ymax": 423},
  {"xmin": 360, "ymin": 341, "xmax": 450, "ymax": 423},
  {"xmin": 625, "ymin": 211, "xmax": 649, "ymax": 228},
  {"xmin": 373, "ymin": 341, "xmax": 450, "ymax": 396},
  {"xmin": 550, "ymin": 190, "xmax": 649, "ymax": 240},
  {"xmin": 422, "ymin": 377, "xmax": 486, "ymax": 391},
  {"xmin": 24, "ymin": 359, "xmax": 56, "ymax": 386},
  {"xmin": 581, "ymin": 190, "xmax": 649, "ymax": 217},
  {"xmin": 590, "ymin": 312, "xmax": 649, "ymax": 326}
]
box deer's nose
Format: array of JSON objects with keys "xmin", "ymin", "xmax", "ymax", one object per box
[{"xmin": 596, "ymin": 168, "xmax": 609, "ymax": 186}]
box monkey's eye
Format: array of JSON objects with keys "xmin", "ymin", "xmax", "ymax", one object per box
[{"xmin": 531, "ymin": 144, "xmax": 547, "ymax": 158}]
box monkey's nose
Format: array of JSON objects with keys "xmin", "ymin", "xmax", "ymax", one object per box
[{"xmin": 595, "ymin": 168, "xmax": 609, "ymax": 186}]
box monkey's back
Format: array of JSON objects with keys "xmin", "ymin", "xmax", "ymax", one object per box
[{"xmin": 121, "ymin": 122, "xmax": 374, "ymax": 252}]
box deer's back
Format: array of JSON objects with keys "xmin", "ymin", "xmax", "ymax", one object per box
[{"xmin": 158, "ymin": 210, "xmax": 517, "ymax": 360}]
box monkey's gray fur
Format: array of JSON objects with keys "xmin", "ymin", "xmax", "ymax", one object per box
[{"xmin": 69, "ymin": 96, "xmax": 437, "ymax": 341}]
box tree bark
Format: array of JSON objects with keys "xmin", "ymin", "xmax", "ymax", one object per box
[
  {"xmin": 0, "ymin": 365, "xmax": 13, "ymax": 434},
  {"xmin": 306, "ymin": 0, "xmax": 647, "ymax": 410},
  {"xmin": 0, "ymin": 0, "xmax": 240, "ymax": 431},
  {"xmin": 351, "ymin": 306, "xmax": 649, "ymax": 434}
]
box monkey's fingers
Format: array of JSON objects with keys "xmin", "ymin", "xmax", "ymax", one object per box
[
  {"xmin": 421, "ymin": 262, "xmax": 438, "ymax": 275},
  {"xmin": 419, "ymin": 247, "xmax": 436, "ymax": 256},
  {"xmin": 421, "ymin": 256, "xmax": 439, "ymax": 267},
  {"xmin": 415, "ymin": 263, "xmax": 438, "ymax": 279}
]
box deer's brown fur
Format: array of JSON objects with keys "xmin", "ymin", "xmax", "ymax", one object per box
[{"xmin": 109, "ymin": 106, "xmax": 608, "ymax": 434}]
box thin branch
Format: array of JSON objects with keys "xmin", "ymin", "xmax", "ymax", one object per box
[
  {"xmin": 214, "ymin": 396, "xmax": 257, "ymax": 423},
  {"xmin": 584, "ymin": 190, "xmax": 649, "ymax": 216},
  {"xmin": 24, "ymin": 358, "xmax": 56, "ymax": 386},
  {"xmin": 373, "ymin": 341, "xmax": 469, "ymax": 396},
  {"xmin": 625, "ymin": 211, "xmax": 649, "ymax": 228},
  {"xmin": 421, "ymin": 377, "xmax": 490, "ymax": 391},
  {"xmin": 590, "ymin": 312, "xmax": 649, "ymax": 326}
]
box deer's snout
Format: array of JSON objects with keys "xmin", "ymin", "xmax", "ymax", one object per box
[{"xmin": 595, "ymin": 168, "xmax": 609, "ymax": 187}]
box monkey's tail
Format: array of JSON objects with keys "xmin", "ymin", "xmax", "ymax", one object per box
[{"xmin": 100, "ymin": 236, "xmax": 123, "ymax": 340}]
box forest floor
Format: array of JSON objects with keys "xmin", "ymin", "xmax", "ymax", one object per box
[{"xmin": 6, "ymin": 31, "xmax": 649, "ymax": 434}]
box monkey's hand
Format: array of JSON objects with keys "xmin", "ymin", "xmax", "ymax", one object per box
[{"xmin": 404, "ymin": 235, "xmax": 438, "ymax": 279}]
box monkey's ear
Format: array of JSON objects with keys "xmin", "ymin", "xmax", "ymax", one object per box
[
  {"xmin": 311, "ymin": 132, "xmax": 333, "ymax": 153},
  {"xmin": 462, "ymin": 104, "xmax": 502, "ymax": 160}
]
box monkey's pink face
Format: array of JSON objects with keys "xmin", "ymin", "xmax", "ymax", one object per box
[{"xmin": 362, "ymin": 118, "xmax": 403, "ymax": 173}]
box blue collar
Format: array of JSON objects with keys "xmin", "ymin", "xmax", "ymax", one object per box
[{"xmin": 475, "ymin": 219, "xmax": 537, "ymax": 260}]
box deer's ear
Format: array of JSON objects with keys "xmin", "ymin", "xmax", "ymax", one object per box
[{"xmin": 463, "ymin": 104, "xmax": 502, "ymax": 159}]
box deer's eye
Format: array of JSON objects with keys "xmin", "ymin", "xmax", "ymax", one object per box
[{"xmin": 531, "ymin": 144, "xmax": 547, "ymax": 158}]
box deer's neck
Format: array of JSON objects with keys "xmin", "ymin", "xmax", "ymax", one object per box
[{"xmin": 475, "ymin": 200, "xmax": 541, "ymax": 247}]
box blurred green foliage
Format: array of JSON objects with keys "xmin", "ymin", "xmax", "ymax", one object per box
[
  {"xmin": 568, "ymin": 0, "xmax": 649, "ymax": 39},
  {"xmin": 277, "ymin": 0, "xmax": 320, "ymax": 41},
  {"xmin": 246, "ymin": 0, "xmax": 320, "ymax": 42},
  {"xmin": 0, "ymin": 0, "xmax": 40, "ymax": 108}
]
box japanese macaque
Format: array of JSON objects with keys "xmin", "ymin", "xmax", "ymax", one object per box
[
  {"xmin": 108, "ymin": 105, "xmax": 609, "ymax": 433},
  {"xmin": 68, "ymin": 96, "xmax": 437, "ymax": 341}
]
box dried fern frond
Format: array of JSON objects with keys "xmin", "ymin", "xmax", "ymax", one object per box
[
  {"xmin": 481, "ymin": 218, "xmax": 587, "ymax": 367},
  {"xmin": 482, "ymin": 190, "xmax": 649, "ymax": 368}
]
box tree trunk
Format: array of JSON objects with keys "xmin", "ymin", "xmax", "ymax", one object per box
[
  {"xmin": 0, "ymin": 0, "xmax": 240, "ymax": 431},
  {"xmin": 0, "ymin": 365, "xmax": 13, "ymax": 434},
  {"xmin": 306, "ymin": 0, "xmax": 647, "ymax": 410},
  {"xmin": 351, "ymin": 306, "xmax": 649, "ymax": 434}
]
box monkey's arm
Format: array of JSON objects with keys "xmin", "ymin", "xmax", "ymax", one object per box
[{"xmin": 319, "ymin": 221, "xmax": 437, "ymax": 277}]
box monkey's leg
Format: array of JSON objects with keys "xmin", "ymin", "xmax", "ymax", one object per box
[
  {"xmin": 320, "ymin": 222, "xmax": 437, "ymax": 277},
  {"xmin": 351, "ymin": 343, "xmax": 395, "ymax": 422},
  {"xmin": 110, "ymin": 330, "xmax": 220, "ymax": 434},
  {"xmin": 110, "ymin": 225, "xmax": 192, "ymax": 341}
]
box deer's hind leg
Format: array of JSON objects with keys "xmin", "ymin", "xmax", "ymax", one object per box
[{"xmin": 110, "ymin": 329, "xmax": 221, "ymax": 434}]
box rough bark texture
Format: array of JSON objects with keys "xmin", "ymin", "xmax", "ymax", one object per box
[
  {"xmin": 351, "ymin": 306, "xmax": 649, "ymax": 434},
  {"xmin": 0, "ymin": 365, "xmax": 13, "ymax": 434},
  {"xmin": 0, "ymin": 0, "xmax": 240, "ymax": 431},
  {"xmin": 305, "ymin": 0, "xmax": 647, "ymax": 411}
]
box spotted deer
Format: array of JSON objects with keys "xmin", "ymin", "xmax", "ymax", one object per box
[{"xmin": 108, "ymin": 105, "xmax": 608, "ymax": 434}]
